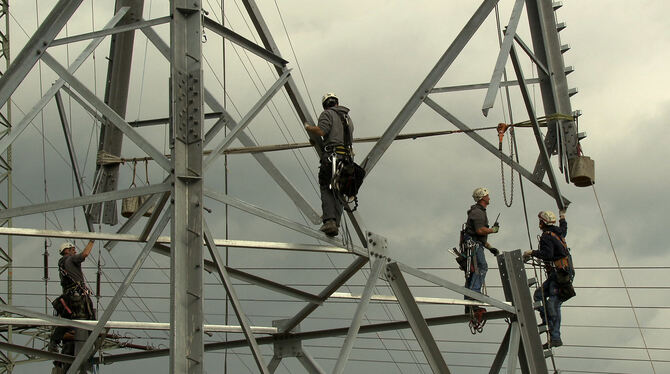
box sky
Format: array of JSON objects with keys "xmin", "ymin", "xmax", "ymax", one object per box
[{"xmin": 2, "ymin": 1, "xmax": 670, "ymax": 373}]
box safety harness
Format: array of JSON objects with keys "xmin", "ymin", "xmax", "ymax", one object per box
[
  {"xmin": 56, "ymin": 258, "xmax": 94, "ymax": 319},
  {"xmin": 324, "ymin": 110, "xmax": 365, "ymax": 211},
  {"xmin": 456, "ymin": 224, "xmax": 489, "ymax": 334},
  {"xmin": 540, "ymin": 230, "xmax": 576, "ymax": 302}
]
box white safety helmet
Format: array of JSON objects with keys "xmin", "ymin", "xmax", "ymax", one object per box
[
  {"xmin": 538, "ymin": 210, "xmax": 557, "ymax": 225},
  {"xmin": 321, "ymin": 92, "xmax": 338, "ymax": 108},
  {"xmin": 59, "ymin": 242, "xmax": 75, "ymax": 254},
  {"xmin": 472, "ymin": 187, "xmax": 489, "ymax": 202}
]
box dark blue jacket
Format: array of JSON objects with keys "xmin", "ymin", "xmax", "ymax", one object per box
[{"xmin": 532, "ymin": 218, "xmax": 568, "ymax": 261}]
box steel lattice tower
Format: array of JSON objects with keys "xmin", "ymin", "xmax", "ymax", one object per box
[
  {"xmin": 0, "ymin": 0, "xmax": 13, "ymax": 372},
  {"xmin": 0, "ymin": 1, "xmax": 592, "ymax": 373}
]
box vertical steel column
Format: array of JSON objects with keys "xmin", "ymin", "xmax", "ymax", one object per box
[
  {"xmin": 497, "ymin": 250, "xmax": 548, "ymax": 374},
  {"xmin": 386, "ymin": 262, "xmax": 450, "ymax": 374},
  {"xmin": 509, "ymin": 45, "xmax": 565, "ymax": 209},
  {"xmin": 90, "ymin": 0, "xmax": 144, "ymax": 225},
  {"xmin": 525, "ymin": 0, "xmax": 577, "ymax": 178},
  {"xmin": 0, "ymin": 1, "xmax": 12, "ymax": 372},
  {"xmin": 170, "ymin": 0, "xmax": 204, "ymax": 372}
]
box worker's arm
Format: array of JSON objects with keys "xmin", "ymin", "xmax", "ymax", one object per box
[
  {"xmin": 81, "ymin": 240, "xmax": 95, "ymax": 259},
  {"xmin": 475, "ymin": 226, "xmax": 496, "ymax": 236},
  {"xmin": 304, "ymin": 123, "xmax": 325, "ymax": 137}
]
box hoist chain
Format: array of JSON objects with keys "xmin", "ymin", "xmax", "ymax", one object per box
[{"xmin": 501, "ymin": 134, "xmax": 514, "ymax": 208}]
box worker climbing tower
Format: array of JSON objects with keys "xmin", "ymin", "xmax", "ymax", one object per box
[{"xmin": 0, "ymin": 0, "xmax": 592, "ymax": 373}]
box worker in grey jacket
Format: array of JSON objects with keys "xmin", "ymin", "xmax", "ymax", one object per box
[
  {"xmin": 305, "ymin": 93, "xmax": 354, "ymax": 237},
  {"xmin": 462, "ymin": 187, "xmax": 500, "ymax": 312}
]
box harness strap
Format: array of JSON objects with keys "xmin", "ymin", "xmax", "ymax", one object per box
[
  {"xmin": 549, "ymin": 231, "xmax": 568, "ymax": 250},
  {"xmin": 59, "ymin": 263, "xmax": 90, "ymax": 295}
]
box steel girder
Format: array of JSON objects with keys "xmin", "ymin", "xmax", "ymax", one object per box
[{"xmin": 90, "ymin": 0, "xmax": 145, "ymax": 226}]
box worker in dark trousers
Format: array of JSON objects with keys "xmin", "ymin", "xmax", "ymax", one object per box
[
  {"xmin": 524, "ymin": 209, "xmax": 569, "ymax": 349},
  {"xmin": 305, "ymin": 93, "xmax": 354, "ymax": 237},
  {"xmin": 462, "ymin": 187, "xmax": 500, "ymax": 312},
  {"xmin": 49, "ymin": 240, "xmax": 96, "ymax": 371}
]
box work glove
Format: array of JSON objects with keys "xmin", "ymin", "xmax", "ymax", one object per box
[
  {"xmin": 523, "ymin": 250, "xmax": 533, "ymax": 261},
  {"xmin": 488, "ymin": 247, "xmax": 500, "ymax": 256},
  {"xmin": 491, "ymin": 222, "xmax": 500, "ymax": 233}
]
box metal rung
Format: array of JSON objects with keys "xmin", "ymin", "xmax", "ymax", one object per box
[
  {"xmin": 527, "ymin": 277, "xmax": 537, "ymax": 287},
  {"xmin": 538, "ymin": 325, "xmax": 549, "ymax": 333},
  {"xmin": 533, "ymin": 300, "xmax": 543, "ymax": 309},
  {"xmin": 556, "ymin": 22, "xmax": 567, "ymax": 32},
  {"xmin": 543, "ymin": 349, "xmax": 553, "ymax": 358},
  {"xmin": 561, "ymin": 44, "xmax": 571, "ymax": 53},
  {"xmin": 564, "ymin": 65, "xmax": 575, "ymax": 75},
  {"xmin": 552, "ymin": 1, "xmax": 563, "ymax": 10},
  {"xmin": 568, "ymin": 87, "xmax": 579, "ymax": 97}
]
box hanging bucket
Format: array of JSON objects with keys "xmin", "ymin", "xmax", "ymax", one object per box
[
  {"xmin": 122, "ymin": 161, "xmax": 140, "ymax": 218},
  {"xmin": 569, "ymin": 156, "xmax": 595, "ymax": 187},
  {"xmin": 121, "ymin": 195, "xmax": 141, "ymax": 218},
  {"xmin": 141, "ymin": 195, "xmax": 155, "ymax": 217}
]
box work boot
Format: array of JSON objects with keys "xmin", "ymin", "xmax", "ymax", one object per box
[
  {"xmin": 319, "ymin": 220, "xmax": 338, "ymax": 237},
  {"xmin": 542, "ymin": 339, "xmax": 563, "ymax": 349}
]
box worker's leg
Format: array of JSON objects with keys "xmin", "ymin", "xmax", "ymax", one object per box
[
  {"xmin": 49, "ymin": 326, "xmax": 68, "ymax": 352},
  {"xmin": 318, "ymin": 156, "xmax": 341, "ymax": 236},
  {"xmin": 546, "ymin": 277, "xmax": 562, "ymax": 342},
  {"xmin": 534, "ymin": 280, "xmax": 550, "ymax": 325},
  {"xmin": 466, "ymin": 245, "xmax": 488, "ymax": 293},
  {"xmin": 319, "ymin": 157, "xmax": 337, "ymax": 222}
]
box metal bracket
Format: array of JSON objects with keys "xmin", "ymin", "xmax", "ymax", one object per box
[
  {"xmin": 272, "ymin": 320, "xmax": 302, "ymax": 359},
  {"xmin": 365, "ymin": 231, "xmax": 389, "ymax": 258}
]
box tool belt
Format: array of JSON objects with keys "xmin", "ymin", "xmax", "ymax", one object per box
[{"xmin": 323, "ymin": 144, "xmax": 351, "ymax": 157}]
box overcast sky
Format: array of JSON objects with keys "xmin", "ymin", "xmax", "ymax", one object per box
[{"xmin": 4, "ymin": 1, "xmax": 670, "ymax": 373}]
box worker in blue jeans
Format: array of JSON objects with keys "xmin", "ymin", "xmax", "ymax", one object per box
[
  {"xmin": 463, "ymin": 187, "xmax": 500, "ymax": 312},
  {"xmin": 525, "ymin": 209, "xmax": 569, "ymax": 349}
]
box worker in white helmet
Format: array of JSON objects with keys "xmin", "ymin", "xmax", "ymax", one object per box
[
  {"xmin": 524, "ymin": 208, "xmax": 572, "ymax": 349},
  {"xmin": 48, "ymin": 240, "xmax": 96, "ymax": 370},
  {"xmin": 462, "ymin": 187, "xmax": 500, "ymax": 313},
  {"xmin": 304, "ymin": 93, "xmax": 355, "ymax": 237}
]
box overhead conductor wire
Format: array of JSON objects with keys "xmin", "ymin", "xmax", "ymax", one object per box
[{"xmin": 592, "ymin": 184, "xmax": 656, "ymax": 374}]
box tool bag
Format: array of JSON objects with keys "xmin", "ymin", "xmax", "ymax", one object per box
[
  {"xmin": 52, "ymin": 295, "xmax": 73, "ymax": 319},
  {"xmin": 549, "ymin": 232, "xmax": 576, "ymax": 302},
  {"xmin": 452, "ymin": 225, "xmax": 475, "ymax": 273},
  {"xmin": 331, "ymin": 110, "xmax": 366, "ymax": 209},
  {"xmin": 337, "ymin": 159, "xmax": 366, "ymax": 199}
]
